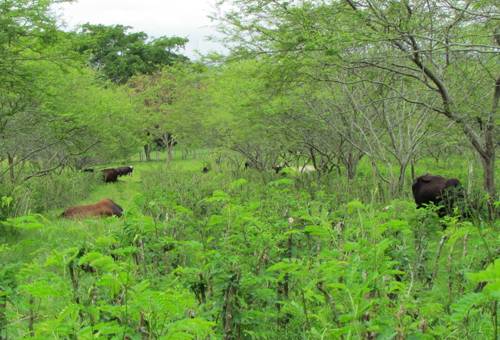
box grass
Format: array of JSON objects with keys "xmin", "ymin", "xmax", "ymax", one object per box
[{"xmin": 1, "ymin": 150, "xmax": 212, "ymax": 307}]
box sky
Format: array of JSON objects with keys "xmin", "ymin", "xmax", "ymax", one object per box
[{"xmin": 54, "ymin": 0, "xmax": 224, "ymax": 59}]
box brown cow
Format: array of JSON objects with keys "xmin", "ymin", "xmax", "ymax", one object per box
[
  {"xmin": 412, "ymin": 174, "xmax": 463, "ymax": 217},
  {"xmin": 61, "ymin": 199, "xmax": 123, "ymax": 219},
  {"xmin": 101, "ymin": 168, "xmax": 119, "ymax": 183},
  {"xmin": 115, "ymin": 166, "xmax": 133, "ymax": 176}
]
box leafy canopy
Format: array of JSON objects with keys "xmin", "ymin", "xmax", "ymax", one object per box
[{"xmin": 77, "ymin": 24, "xmax": 189, "ymax": 84}]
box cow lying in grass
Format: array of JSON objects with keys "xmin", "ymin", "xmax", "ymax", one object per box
[{"xmin": 61, "ymin": 199, "xmax": 123, "ymax": 219}]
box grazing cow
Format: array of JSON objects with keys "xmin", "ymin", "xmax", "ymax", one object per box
[
  {"xmin": 61, "ymin": 199, "xmax": 123, "ymax": 219},
  {"xmin": 101, "ymin": 168, "xmax": 119, "ymax": 183},
  {"xmin": 202, "ymin": 166, "xmax": 210, "ymax": 173},
  {"xmin": 116, "ymin": 166, "xmax": 133, "ymax": 177},
  {"xmin": 82, "ymin": 168, "xmax": 95, "ymax": 173},
  {"xmin": 412, "ymin": 174, "xmax": 463, "ymax": 217}
]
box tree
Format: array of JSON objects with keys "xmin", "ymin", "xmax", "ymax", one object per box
[
  {"xmin": 0, "ymin": 0, "xmax": 78, "ymax": 183},
  {"xmin": 0, "ymin": 1, "xmax": 141, "ymax": 185},
  {"xmin": 77, "ymin": 24, "xmax": 189, "ymax": 84},
  {"xmin": 0, "ymin": 0, "xmax": 69, "ymax": 139},
  {"xmin": 0, "ymin": 60, "xmax": 141, "ymax": 184},
  {"xmin": 129, "ymin": 63, "xmax": 211, "ymax": 163},
  {"xmin": 339, "ymin": 0, "xmax": 499, "ymax": 207},
  {"xmin": 216, "ymin": 0, "xmax": 498, "ymax": 201}
]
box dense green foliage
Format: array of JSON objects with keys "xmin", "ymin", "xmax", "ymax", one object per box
[
  {"xmin": 1, "ymin": 160, "xmax": 498, "ymax": 338},
  {"xmin": 0, "ymin": 0, "xmax": 189, "ymax": 213},
  {"xmin": 77, "ymin": 24, "xmax": 188, "ymax": 84},
  {"xmin": 0, "ymin": 0, "xmax": 498, "ymax": 338}
]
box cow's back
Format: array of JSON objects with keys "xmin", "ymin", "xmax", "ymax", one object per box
[{"xmin": 412, "ymin": 174, "xmax": 447, "ymax": 207}]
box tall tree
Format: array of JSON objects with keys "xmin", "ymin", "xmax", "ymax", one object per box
[
  {"xmin": 0, "ymin": 0, "xmax": 73, "ymax": 183},
  {"xmin": 128, "ymin": 63, "xmax": 207, "ymax": 162},
  {"xmin": 77, "ymin": 24, "xmax": 189, "ymax": 84}
]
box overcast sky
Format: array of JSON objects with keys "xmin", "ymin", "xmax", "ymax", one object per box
[{"xmin": 54, "ymin": 0, "xmax": 224, "ymax": 59}]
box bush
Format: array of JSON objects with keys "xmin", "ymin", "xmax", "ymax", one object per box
[{"xmin": 3, "ymin": 171, "xmax": 99, "ymax": 216}]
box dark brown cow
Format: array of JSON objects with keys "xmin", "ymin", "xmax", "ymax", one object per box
[
  {"xmin": 61, "ymin": 199, "xmax": 123, "ymax": 219},
  {"xmin": 101, "ymin": 168, "xmax": 119, "ymax": 183},
  {"xmin": 412, "ymin": 174, "xmax": 462, "ymax": 217},
  {"xmin": 116, "ymin": 166, "xmax": 133, "ymax": 176}
]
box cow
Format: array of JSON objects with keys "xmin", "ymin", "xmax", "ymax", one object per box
[
  {"xmin": 202, "ymin": 166, "xmax": 210, "ymax": 173},
  {"xmin": 116, "ymin": 166, "xmax": 133, "ymax": 177},
  {"xmin": 82, "ymin": 168, "xmax": 95, "ymax": 173},
  {"xmin": 412, "ymin": 174, "xmax": 463, "ymax": 217},
  {"xmin": 61, "ymin": 199, "xmax": 123, "ymax": 219},
  {"xmin": 101, "ymin": 168, "xmax": 119, "ymax": 183}
]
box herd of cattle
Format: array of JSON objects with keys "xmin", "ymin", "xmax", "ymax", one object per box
[{"xmin": 61, "ymin": 164, "xmax": 465, "ymax": 221}]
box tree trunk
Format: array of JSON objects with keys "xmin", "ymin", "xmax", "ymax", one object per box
[
  {"xmin": 166, "ymin": 143, "xmax": 173, "ymax": 163},
  {"xmin": 346, "ymin": 153, "xmax": 357, "ymax": 180},
  {"xmin": 481, "ymin": 153, "xmax": 496, "ymax": 219},
  {"xmin": 410, "ymin": 159, "xmax": 416, "ymax": 182},
  {"xmin": 482, "ymin": 155, "xmax": 495, "ymax": 197},
  {"xmin": 344, "ymin": 152, "xmax": 361, "ymax": 180},
  {"xmin": 483, "ymin": 76, "xmax": 499, "ymax": 200},
  {"xmin": 144, "ymin": 144, "xmax": 151, "ymax": 161},
  {"xmin": 168, "ymin": 144, "xmax": 173, "ymax": 162},
  {"xmin": 7, "ymin": 153, "xmax": 15, "ymax": 183},
  {"xmin": 395, "ymin": 163, "xmax": 408, "ymax": 197}
]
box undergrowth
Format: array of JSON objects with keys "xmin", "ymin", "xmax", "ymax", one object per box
[{"xmin": 0, "ymin": 165, "xmax": 498, "ymax": 339}]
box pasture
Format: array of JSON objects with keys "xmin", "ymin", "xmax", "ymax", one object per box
[
  {"xmin": 1, "ymin": 150, "xmax": 498, "ymax": 339},
  {"xmin": 1, "ymin": 2, "xmax": 498, "ymax": 338}
]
